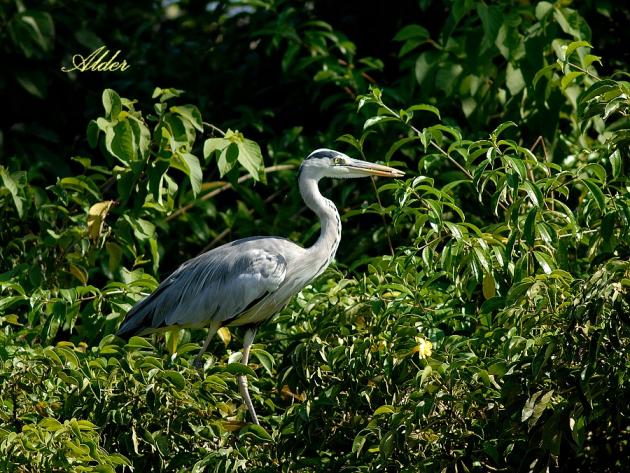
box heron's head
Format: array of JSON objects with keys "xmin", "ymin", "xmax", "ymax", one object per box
[{"xmin": 300, "ymin": 149, "xmax": 405, "ymax": 180}]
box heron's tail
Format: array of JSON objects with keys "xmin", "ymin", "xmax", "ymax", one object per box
[
  {"xmin": 116, "ymin": 300, "xmax": 153, "ymax": 340},
  {"xmin": 116, "ymin": 316, "xmax": 144, "ymax": 340},
  {"xmin": 116, "ymin": 285, "xmax": 169, "ymax": 340}
]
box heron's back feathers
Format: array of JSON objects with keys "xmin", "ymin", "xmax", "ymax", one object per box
[{"xmin": 116, "ymin": 237, "xmax": 293, "ymax": 339}]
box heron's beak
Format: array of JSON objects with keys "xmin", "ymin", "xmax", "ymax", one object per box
[{"xmin": 342, "ymin": 158, "xmax": 405, "ymax": 178}]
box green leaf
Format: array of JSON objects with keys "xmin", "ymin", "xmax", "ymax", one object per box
[
  {"xmin": 553, "ymin": 7, "xmax": 590, "ymax": 39},
  {"xmin": 87, "ymin": 120, "xmax": 99, "ymax": 148},
  {"xmin": 217, "ymin": 142, "xmax": 239, "ymax": 176},
  {"xmin": 581, "ymin": 178, "xmax": 606, "ymax": 210},
  {"xmin": 8, "ymin": 11, "xmax": 55, "ymax": 58},
  {"xmin": 398, "ymin": 38, "xmax": 425, "ymax": 57},
  {"xmin": 336, "ymin": 134, "xmax": 362, "ymax": 152},
  {"xmin": 393, "ymin": 24, "xmax": 429, "ymax": 41},
  {"xmin": 581, "ymin": 163, "xmax": 607, "ymax": 183},
  {"xmin": 578, "ymin": 80, "xmax": 619, "ymax": 105},
  {"xmin": 15, "ymin": 69, "xmax": 47, "ymax": 99},
  {"xmin": 373, "ymin": 405, "xmax": 396, "ymax": 416},
  {"xmin": 570, "ymin": 416, "xmax": 586, "ymax": 448},
  {"xmin": 203, "ymin": 375, "xmax": 228, "ymax": 392},
  {"xmin": 482, "ymin": 273, "xmax": 496, "ymax": 299},
  {"xmin": 535, "ymin": 1, "xmax": 553, "ymax": 19},
  {"xmin": 522, "ymin": 182, "xmax": 543, "ymax": 207},
  {"xmin": 59, "ymin": 176, "xmax": 100, "ymax": 198},
  {"xmin": 152, "ymin": 87, "xmax": 184, "ymax": 102},
  {"xmin": 125, "ymin": 216, "xmax": 156, "ymax": 241},
  {"xmin": 603, "ymin": 98, "xmax": 622, "ymax": 120},
  {"xmin": 528, "ymin": 390, "xmax": 554, "ymax": 429},
  {"xmin": 534, "ymin": 251, "xmax": 553, "ymax": 274},
  {"xmin": 476, "ymin": 3, "xmax": 502, "ymax": 51},
  {"xmin": 172, "ymin": 153, "xmax": 203, "ymax": 196},
  {"xmin": 161, "ymin": 370, "xmax": 186, "ymax": 390},
  {"xmin": 582, "ymin": 54, "xmax": 602, "ymax": 68},
  {"xmin": 561, "ymin": 71, "xmax": 584, "ymax": 90},
  {"xmin": 352, "ymin": 434, "xmax": 366, "ymax": 456},
  {"xmin": 224, "ymin": 363, "xmax": 257, "ymax": 378},
  {"xmin": 203, "ymin": 137, "xmax": 230, "ymax": 160},
  {"xmin": 533, "ymin": 64, "xmax": 557, "ymax": 88},
  {"xmin": 105, "ymin": 120, "xmax": 135, "ymax": 164},
  {"xmin": 523, "ymin": 206, "xmax": 537, "ymax": 246},
  {"xmin": 492, "ymin": 121, "xmax": 517, "ymax": 138},
  {"xmin": 102, "ymin": 89, "xmax": 122, "ymax": 119},
  {"xmin": 562, "ymin": 40, "xmax": 592, "ymax": 61},
  {"xmin": 171, "ymin": 105, "xmax": 203, "ymax": 132},
  {"xmin": 426, "ymin": 124, "xmax": 462, "ymax": 142},
  {"xmin": 242, "ymin": 424, "xmax": 272, "ymax": 441},
  {"xmin": 506, "ymin": 63, "xmax": 525, "ymax": 95},
  {"xmin": 0, "ymin": 167, "xmax": 24, "ymax": 217},
  {"xmin": 406, "ymin": 104, "xmax": 441, "ymax": 119},
  {"xmin": 236, "ymin": 138, "xmax": 265, "ymax": 183},
  {"xmin": 473, "ymin": 246, "xmax": 491, "ymax": 274},
  {"xmin": 532, "ymin": 340, "xmax": 556, "ymax": 380},
  {"xmin": 444, "ymin": 221, "xmax": 464, "ymax": 240},
  {"xmin": 364, "ymin": 116, "xmax": 397, "ymax": 129},
  {"xmin": 414, "ymin": 52, "xmax": 433, "ymax": 85},
  {"xmin": 127, "ymin": 116, "xmax": 151, "ymax": 160},
  {"xmin": 40, "ymin": 418, "xmax": 64, "ymax": 432},
  {"xmin": 76, "ymin": 420, "xmax": 97, "ymax": 431},
  {"xmin": 379, "ymin": 431, "xmax": 395, "ymax": 457},
  {"xmin": 163, "ymin": 113, "xmax": 191, "ymax": 147},
  {"xmin": 609, "ymin": 149, "xmax": 621, "ymax": 179},
  {"xmin": 126, "ymin": 336, "xmax": 155, "ymax": 350},
  {"xmin": 480, "ymin": 296, "xmax": 506, "ymax": 313},
  {"xmin": 251, "ymin": 349, "xmax": 274, "ymax": 377},
  {"xmin": 42, "ymin": 347, "xmax": 63, "ymax": 365}
]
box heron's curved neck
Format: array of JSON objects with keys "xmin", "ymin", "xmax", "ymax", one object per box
[{"xmin": 299, "ymin": 174, "xmax": 342, "ymax": 264}]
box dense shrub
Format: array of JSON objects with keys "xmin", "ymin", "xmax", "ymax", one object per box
[{"xmin": 1, "ymin": 0, "xmax": 629, "ymax": 471}]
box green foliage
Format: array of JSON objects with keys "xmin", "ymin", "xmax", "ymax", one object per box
[
  {"xmin": 0, "ymin": 86, "xmax": 264, "ymax": 347},
  {"xmin": 1, "ymin": 0, "xmax": 630, "ymax": 471}
]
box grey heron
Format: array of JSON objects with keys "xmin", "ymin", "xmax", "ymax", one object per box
[{"xmin": 116, "ymin": 149, "xmax": 404, "ymax": 425}]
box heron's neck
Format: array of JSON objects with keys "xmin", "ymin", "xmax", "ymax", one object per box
[{"xmin": 299, "ymin": 174, "xmax": 342, "ymax": 267}]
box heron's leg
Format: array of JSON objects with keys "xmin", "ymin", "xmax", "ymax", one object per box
[
  {"xmin": 238, "ymin": 327, "xmax": 259, "ymax": 425},
  {"xmin": 193, "ymin": 322, "xmax": 220, "ymax": 370}
]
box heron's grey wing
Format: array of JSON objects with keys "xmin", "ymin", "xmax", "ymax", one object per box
[{"xmin": 116, "ymin": 248, "xmax": 287, "ymax": 338}]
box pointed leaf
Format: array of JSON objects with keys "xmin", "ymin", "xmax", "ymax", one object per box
[
  {"xmin": 393, "ymin": 24, "xmax": 429, "ymax": 41},
  {"xmin": 236, "ymin": 138, "xmax": 265, "ymax": 182},
  {"xmin": 203, "ymin": 137, "xmax": 230, "ymax": 160},
  {"xmin": 171, "ymin": 105, "xmax": 203, "ymax": 132},
  {"xmin": 102, "ymin": 89, "xmax": 122, "ymax": 119},
  {"xmin": 182, "ymin": 153, "xmax": 203, "ymax": 195},
  {"xmin": 581, "ymin": 178, "xmax": 606, "ymax": 210}
]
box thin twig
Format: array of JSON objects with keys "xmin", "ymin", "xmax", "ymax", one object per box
[
  {"xmin": 530, "ymin": 136, "xmax": 549, "ymax": 166},
  {"xmin": 202, "ymin": 122, "xmax": 226, "ymax": 136},
  {"xmin": 370, "ymin": 176, "xmax": 395, "ymax": 256},
  {"xmin": 198, "ymin": 189, "xmax": 286, "ymax": 254},
  {"xmin": 379, "ymin": 101, "xmax": 508, "ymax": 211},
  {"xmin": 566, "ymin": 62, "xmax": 599, "ymax": 80},
  {"xmin": 530, "ymin": 136, "xmax": 554, "ymax": 211},
  {"xmin": 380, "ymin": 102, "xmax": 473, "ymax": 178},
  {"xmin": 166, "ymin": 164, "xmax": 295, "ymax": 222}
]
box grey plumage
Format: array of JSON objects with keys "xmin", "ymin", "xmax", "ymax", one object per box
[
  {"xmin": 117, "ymin": 238, "xmax": 291, "ymax": 338},
  {"xmin": 116, "ymin": 148, "xmax": 404, "ymax": 425}
]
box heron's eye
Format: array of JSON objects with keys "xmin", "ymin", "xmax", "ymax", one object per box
[{"xmin": 334, "ymin": 157, "xmax": 344, "ymax": 165}]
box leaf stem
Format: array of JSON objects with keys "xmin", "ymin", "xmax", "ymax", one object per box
[
  {"xmin": 202, "ymin": 122, "xmax": 226, "ymax": 136},
  {"xmin": 567, "ymin": 62, "xmax": 599, "ymax": 80},
  {"xmin": 378, "ymin": 99, "xmax": 508, "ymax": 211},
  {"xmin": 166, "ymin": 164, "xmax": 295, "ymax": 222}
]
